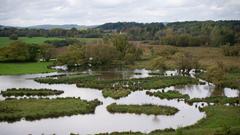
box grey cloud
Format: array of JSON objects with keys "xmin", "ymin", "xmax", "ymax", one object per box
[{"xmin": 0, "ymin": 0, "xmax": 239, "ymax": 26}]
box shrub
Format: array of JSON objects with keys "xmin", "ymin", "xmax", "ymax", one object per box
[{"xmin": 9, "ymin": 34, "xmax": 18, "ymax": 40}]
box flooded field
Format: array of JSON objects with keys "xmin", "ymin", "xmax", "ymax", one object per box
[{"xmin": 0, "ymin": 69, "xmax": 239, "ymax": 135}]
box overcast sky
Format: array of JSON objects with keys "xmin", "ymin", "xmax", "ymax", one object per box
[{"xmin": 0, "ymin": 0, "xmax": 240, "ymax": 26}]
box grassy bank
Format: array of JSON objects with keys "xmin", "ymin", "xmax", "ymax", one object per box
[
  {"xmin": 102, "ymin": 89, "xmax": 131, "ymax": 99},
  {"xmin": 146, "ymin": 91, "xmax": 190, "ymax": 100},
  {"xmin": 1, "ymin": 88, "xmax": 64, "ymax": 97},
  {"xmin": 0, "ymin": 98, "xmax": 101, "ymax": 122},
  {"xmin": 0, "ymin": 62, "xmax": 55, "ymax": 75},
  {"xmin": 107, "ymin": 103, "xmax": 179, "ymax": 115}
]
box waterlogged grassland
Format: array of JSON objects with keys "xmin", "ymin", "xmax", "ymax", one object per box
[
  {"xmin": 0, "ymin": 37, "xmax": 100, "ymax": 47},
  {"xmin": 0, "ymin": 98, "xmax": 101, "ymax": 122},
  {"xmin": 36, "ymin": 75, "xmax": 199, "ymax": 91},
  {"xmin": 35, "ymin": 74, "xmax": 97, "ymax": 84},
  {"xmin": 0, "ymin": 62, "xmax": 55, "ymax": 75},
  {"xmin": 35, "ymin": 75, "xmax": 198, "ymax": 99},
  {"xmin": 146, "ymin": 90, "xmax": 190, "ymax": 100},
  {"xmin": 99, "ymin": 105, "xmax": 240, "ymax": 135},
  {"xmin": 131, "ymin": 45, "xmax": 240, "ymax": 70},
  {"xmin": 102, "ymin": 89, "xmax": 131, "ymax": 99},
  {"xmin": 107, "ymin": 103, "xmax": 179, "ymax": 115},
  {"xmin": 187, "ymin": 96, "xmax": 240, "ymax": 105},
  {"xmin": 1, "ymin": 88, "xmax": 64, "ymax": 97}
]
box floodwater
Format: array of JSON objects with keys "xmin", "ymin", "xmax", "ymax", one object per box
[{"xmin": 0, "ymin": 69, "xmax": 239, "ymax": 135}]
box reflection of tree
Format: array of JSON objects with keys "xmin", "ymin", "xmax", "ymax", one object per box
[
  {"xmin": 211, "ymin": 87, "xmax": 224, "ymax": 96},
  {"xmin": 152, "ymin": 115, "xmax": 160, "ymax": 123}
]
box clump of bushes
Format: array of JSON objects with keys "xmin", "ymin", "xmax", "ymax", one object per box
[
  {"xmin": 0, "ymin": 41, "xmax": 39, "ymax": 62},
  {"xmin": 9, "ymin": 34, "xmax": 18, "ymax": 40},
  {"xmin": 222, "ymin": 44, "xmax": 240, "ymax": 56},
  {"xmin": 1, "ymin": 88, "xmax": 64, "ymax": 97},
  {"xmin": 157, "ymin": 46, "xmax": 179, "ymax": 57}
]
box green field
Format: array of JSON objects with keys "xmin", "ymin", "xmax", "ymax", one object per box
[
  {"xmin": 0, "ymin": 62, "xmax": 55, "ymax": 75},
  {"xmin": 0, "ymin": 37, "xmax": 100, "ymax": 47}
]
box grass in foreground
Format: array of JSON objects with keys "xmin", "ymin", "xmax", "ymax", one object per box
[
  {"xmin": 0, "ymin": 98, "xmax": 101, "ymax": 122},
  {"xmin": 102, "ymin": 89, "xmax": 131, "ymax": 99},
  {"xmin": 146, "ymin": 90, "xmax": 190, "ymax": 100},
  {"xmin": 107, "ymin": 103, "xmax": 179, "ymax": 115},
  {"xmin": 0, "ymin": 62, "xmax": 55, "ymax": 75},
  {"xmin": 1, "ymin": 88, "xmax": 64, "ymax": 97}
]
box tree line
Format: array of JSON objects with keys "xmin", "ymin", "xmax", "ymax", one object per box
[
  {"xmin": 0, "ymin": 41, "xmax": 55, "ymax": 62},
  {"xmin": 97, "ymin": 21, "xmax": 240, "ymax": 47},
  {"xmin": 0, "ymin": 34, "xmax": 143, "ymax": 67},
  {"xmin": 0, "ymin": 27, "xmax": 103, "ymax": 38},
  {"xmin": 1, "ymin": 20, "xmax": 240, "ymax": 47}
]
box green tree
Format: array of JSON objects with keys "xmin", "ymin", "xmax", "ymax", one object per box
[
  {"xmin": 206, "ymin": 62, "xmax": 226, "ymax": 88},
  {"xmin": 9, "ymin": 34, "xmax": 18, "ymax": 40},
  {"xmin": 174, "ymin": 52, "xmax": 199, "ymax": 74},
  {"xmin": 0, "ymin": 41, "xmax": 30, "ymax": 62},
  {"xmin": 39, "ymin": 44, "xmax": 56, "ymax": 62},
  {"xmin": 110, "ymin": 34, "xmax": 130, "ymax": 59},
  {"xmin": 57, "ymin": 44, "xmax": 86, "ymax": 66},
  {"xmin": 85, "ymin": 43, "xmax": 119, "ymax": 66}
]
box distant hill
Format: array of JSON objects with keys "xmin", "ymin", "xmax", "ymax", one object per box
[
  {"xmin": 27, "ymin": 24, "xmax": 97, "ymax": 30},
  {"xmin": 0, "ymin": 25, "xmax": 15, "ymax": 29}
]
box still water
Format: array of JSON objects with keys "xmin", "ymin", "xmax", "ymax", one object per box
[{"xmin": 0, "ymin": 70, "xmax": 239, "ymax": 135}]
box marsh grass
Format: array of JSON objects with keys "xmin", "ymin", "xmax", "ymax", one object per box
[
  {"xmin": 36, "ymin": 74, "xmax": 198, "ymax": 91},
  {"xmin": 102, "ymin": 89, "xmax": 131, "ymax": 99},
  {"xmin": 146, "ymin": 90, "xmax": 190, "ymax": 100},
  {"xmin": 187, "ymin": 96, "xmax": 240, "ymax": 105},
  {"xmin": 129, "ymin": 45, "xmax": 240, "ymax": 70},
  {"xmin": 35, "ymin": 74, "xmax": 97, "ymax": 84},
  {"xmin": 107, "ymin": 103, "xmax": 179, "ymax": 115},
  {"xmin": 1, "ymin": 88, "xmax": 64, "ymax": 97},
  {"xmin": 0, "ymin": 98, "xmax": 101, "ymax": 122}
]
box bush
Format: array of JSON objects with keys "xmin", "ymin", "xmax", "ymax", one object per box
[
  {"xmin": 0, "ymin": 41, "xmax": 38, "ymax": 62},
  {"xmin": 9, "ymin": 34, "xmax": 18, "ymax": 40},
  {"xmin": 222, "ymin": 44, "xmax": 240, "ymax": 56}
]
